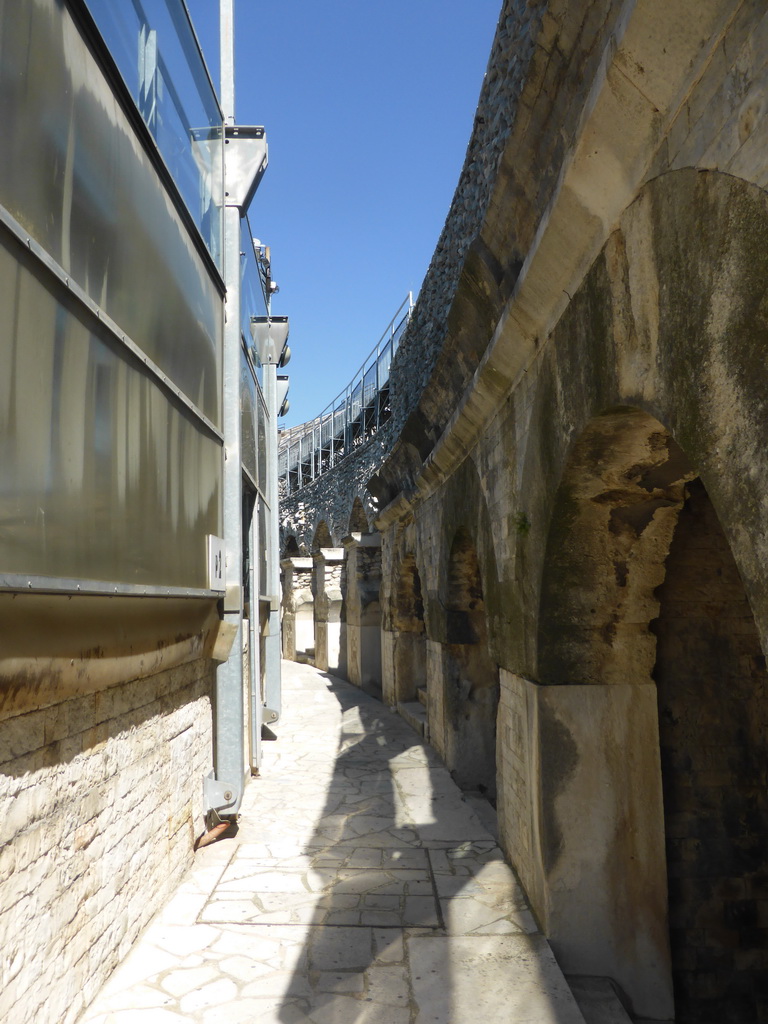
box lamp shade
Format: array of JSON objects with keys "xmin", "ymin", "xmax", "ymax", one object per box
[{"xmin": 249, "ymin": 315, "xmax": 289, "ymax": 365}]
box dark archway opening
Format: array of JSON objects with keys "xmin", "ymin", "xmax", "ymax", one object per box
[
  {"xmin": 349, "ymin": 496, "xmax": 370, "ymax": 535},
  {"xmin": 444, "ymin": 528, "xmax": 498, "ymax": 802},
  {"xmin": 392, "ymin": 553, "xmax": 427, "ymax": 707},
  {"xmin": 536, "ymin": 409, "xmax": 768, "ymax": 1018},
  {"xmin": 282, "ymin": 535, "xmax": 301, "ymax": 558},
  {"xmin": 653, "ymin": 477, "xmax": 768, "ymax": 1023}
]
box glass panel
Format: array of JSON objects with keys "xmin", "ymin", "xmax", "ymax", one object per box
[
  {"xmin": 240, "ymin": 347, "xmax": 257, "ymax": 484},
  {"xmin": 256, "ymin": 381, "xmax": 268, "ymax": 497},
  {"xmin": 0, "ymin": 1, "xmax": 222, "ymax": 425},
  {"xmin": 350, "ymin": 382, "xmax": 362, "ymax": 422},
  {"xmin": 241, "ymin": 218, "xmax": 270, "ymax": 358},
  {"xmin": 378, "ymin": 339, "xmax": 393, "ymax": 383},
  {"xmin": 363, "ymin": 363, "xmax": 377, "ymax": 407},
  {"xmin": 0, "ymin": 239, "xmax": 221, "ymax": 589},
  {"xmin": 84, "ymin": 0, "xmax": 223, "ymax": 265}
]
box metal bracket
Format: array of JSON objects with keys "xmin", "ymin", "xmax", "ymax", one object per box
[
  {"xmin": 203, "ymin": 769, "xmax": 239, "ymax": 815},
  {"xmin": 224, "ymin": 125, "xmax": 268, "ymax": 211},
  {"xmin": 263, "ymin": 706, "xmax": 279, "ymax": 724}
]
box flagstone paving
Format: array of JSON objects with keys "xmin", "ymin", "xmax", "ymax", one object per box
[{"xmin": 79, "ymin": 661, "xmax": 586, "ymax": 1023}]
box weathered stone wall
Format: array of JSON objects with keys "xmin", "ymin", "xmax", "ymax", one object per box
[
  {"xmin": 281, "ymin": 1, "xmax": 768, "ymax": 1018},
  {"xmin": 387, "ymin": 0, "xmax": 544, "ymax": 431},
  {"xmin": 281, "ymin": 0, "xmax": 547, "ymax": 546},
  {"xmin": 0, "ymin": 659, "xmax": 213, "ymax": 1024},
  {"xmin": 653, "ymin": 478, "xmax": 768, "ymax": 1018},
  {"xmin": 281, "ymin": 433, "xmax": 387, "ymax": 552}
]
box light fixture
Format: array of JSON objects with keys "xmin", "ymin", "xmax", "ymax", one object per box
[{"xmin": 249, "ymin": 315, "xmax": 289, "ymax": 365}]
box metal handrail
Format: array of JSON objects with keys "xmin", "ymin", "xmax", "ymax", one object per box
[{"xmin": 278, "ymin": 295, "xmax": 413, "ymax": 496}]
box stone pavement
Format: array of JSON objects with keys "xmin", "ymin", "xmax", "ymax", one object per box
[{"xmin": 79, "ymin": 661, "xmax": 587, "ymax": 1024}]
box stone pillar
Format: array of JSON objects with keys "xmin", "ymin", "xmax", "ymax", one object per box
[
  {"xmin": 381, "ymin": 628, "xmax": 396, "ymax": 706},
  {"xmin": 280, "ymin": 557, "xmax": 315, "ymax": 662},
  {"xmin": 343, "ymin": 532, "xmax": 382, "ymax": 697},
  {"xmin": 496, "ymin": 670, "xmax": 673, "ymax": 1021},
  {"xmin": 313, "ymin": 547, "xmax": 344, "ymax": 674}
]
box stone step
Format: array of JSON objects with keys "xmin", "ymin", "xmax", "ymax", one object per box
[
  {"xmin": 397, "ymin": 700, "xmax": 427, "ymax": 737},
  {"xmin": 565, "ymin": 977, "xmax": 633, "ymax": 1024},
  {"xmin": 417, "ymin": 686, "xmax": 428, "ymax": 706}
]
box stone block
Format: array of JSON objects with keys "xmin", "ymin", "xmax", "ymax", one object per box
[{"xmin": 0, "ymin": 658, "xmax": 214, "ymax": 1024}]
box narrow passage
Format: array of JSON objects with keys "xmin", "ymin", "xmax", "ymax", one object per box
[{"xmin": 80, "ymin": 661, "xmax": 585, "ymax": 1023}]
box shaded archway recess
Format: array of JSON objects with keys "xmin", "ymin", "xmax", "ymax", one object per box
[
  {"xmin": 443, "ymin": 528, "xmax": 498, "ymax": 801},
  {"xmin": 311, "ymin": 521, "xmax": 333, "ymax": 551},
  {"xmin": 536, "ymin": 408, "xmax": 768, "ymax": 1021},
  {"xmin": 282, "ymin": 535, "xmax": 301, "ymax": 558},
  {"xmin": 391, "ymin": 553, "xmax": 426, "ymax": 705},
  {"xmin": 348, "ymin": 496, "xmax": 370, "ymax": 535}
]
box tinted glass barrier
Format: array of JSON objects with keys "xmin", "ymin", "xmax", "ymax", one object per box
[
  {"xmin": 0, "ymin": 0, "xmax": 222, "ymax": 426},
  {"xmin": 84, "ymin": 0, "xmax": 223, "ymax": 267},
  {"xmin": 0, "ymin": 233, "xmax": 221, "ymax": 590}
]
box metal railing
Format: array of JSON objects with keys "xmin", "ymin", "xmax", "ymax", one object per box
[{"xmin": 278, "ymin": 295, "xmax": 413, "ymax": 497}]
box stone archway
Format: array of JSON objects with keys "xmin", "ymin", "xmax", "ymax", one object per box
[
  {"xmin": 442, "ymin": 528, "xmax": 499, "ymax": 801},
  {"xmin": 311, "ymin": 520, "xmax": 334, "ymax": 552},
  {"xmin": 391, "ymin": 553, "xmax": 426, "ymax": 705},
  {"xmin": 653, "ymin": 477, "xmax": 768, "ymax": 1022},
  {"xmin": 348, "ymin": 496, "xmax": 370, "ymax": 535},
  {"xmin": 535, "ymin": 407, "xmax": 768, "ymax": 1021},
  {"xmin": 282, "ymin": 535, "xmax": 301, "ymax": 557}
]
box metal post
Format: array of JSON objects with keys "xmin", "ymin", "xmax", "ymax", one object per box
[
  {"xmin": 205, "ymin": 0, "xmax": 245, "ymax": 825},
  {"xmin": 262, "ymin": 337, "xmax": 282, "ymax": 724}
]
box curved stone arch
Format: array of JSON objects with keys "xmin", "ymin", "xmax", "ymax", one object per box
[
  {"xmin": 392, "ymin": 551, "xmax": 426, "ymax": 634},
  {"xmin": 310, "ymin": 520, "xmax": 334, "ymax": 552},
  {"xmin": 536, "ymin": 408, "xmax": 693, "ymax": 688},
  {"xmin": 281, "ymin": 534, "xmax": 302, "ymax": 558},
  {"xmin": 518, "ymin": 168, "xmax": 768, "ymax": 661},
  {"xmin": 347, "ymin": 496, "xmax": 370, "ymax": 536},
  {"xmin": 532, "ymin": 407, "xmax": 768, "ymax": 1020},
  {"xmin": 512, "ymin": 168, "xmax": 768, "ymax": 1020}
]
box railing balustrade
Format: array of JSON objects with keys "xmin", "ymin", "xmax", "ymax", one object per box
[{"xmin": 278, "ymin": 295, "xmax": 412, "ymax": 497}]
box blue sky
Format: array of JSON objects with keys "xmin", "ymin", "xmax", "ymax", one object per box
[{"xmin": 187, "ymin": 1, "xmax": 501, "ymax": 428}]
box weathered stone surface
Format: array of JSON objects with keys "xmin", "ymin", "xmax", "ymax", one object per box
[
  {"xmin": 0, "ymin": 658, "xmax": 214, "ymax": 1024},
  {"xmin": 281, "ymin": 3, "xmax": 768, "ymax": 1019},
  {"xmin": 280, "ymin": 558, "xmax": 315, "ymax": 661},
  {"xmin": 80, "ymin": 660, "xmax": 586, "ymax": 1024}
]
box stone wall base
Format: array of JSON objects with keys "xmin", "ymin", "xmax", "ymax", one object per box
[
  {"xmin": 497, "ymin": 670, "xmax": 673, "ymax": 1020},
  {"xmin": 347, "ymin": 624, "xmax": 382, "ymax": 696},
  {"xmin": 0, "ymin": 657, "xmax": 214, "ymax": 1024}
]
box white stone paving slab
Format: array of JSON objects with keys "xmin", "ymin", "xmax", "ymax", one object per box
[
  {"xmin": 79, "ymin": 661, "xmax": 585, "ymax": 1024},
  {"xmin": 409, "ymin": 933, "xmax": 587, "ymax": 1023}
]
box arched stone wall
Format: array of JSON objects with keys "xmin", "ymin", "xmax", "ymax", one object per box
[
  {"xmin": 654, "ymin": 478, "xmax": 768, "ymax": 1021},
  {"xmin": 530, "ymin": 407, "xmax": 768, "ymax": 1019},
  {"xmin": 348, "ymin": 496, "xmax": 370, "ymax": 535},
  {"xmin": 390, "ymin": 552, "xmax": 426, "ymax": 703},
  {"xmin": 441, "ymin": 528, "xmax": 499, "ymax": 800},
  {"xmin": 281, "ymin": 3, "xmax": 768, "ymax": 1015},
  {"xmin": 311, "ymin": 520, "xmax": 334, "ymax": 552},
  {"xmin": 507, "ymin": 171, "xmax": 768, "ymax": 1017},
  {"xmin": 282, "ymin": 535, "xmax": 301, "ymax": 558},
  {"xmin": 380, "ymin": 547, "xmax": 429, "ymax": 738}
]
